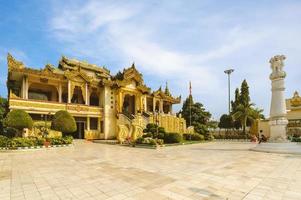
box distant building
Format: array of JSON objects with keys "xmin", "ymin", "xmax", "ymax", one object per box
[
  {"xmin": 258, "ymin": 91, "xmax": 301, "ymax": 137},
  {"xmin": 7, "ymin": 54, "xmax": 186, "ymax": 140}
]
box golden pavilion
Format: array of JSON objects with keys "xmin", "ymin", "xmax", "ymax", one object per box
[
  {"xmin": 257, "ymin": 91, "xmax": 301, "ymax": 137},
  {"xmin": 6, "ymin": 54, "xmax": 187, "ymax": 141}
]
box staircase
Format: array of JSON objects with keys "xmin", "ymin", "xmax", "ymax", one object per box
[
  {"xmin": 93, "ymin": 139, "xmax": 119, "ymax": 145},
  {"xmin": 117, "ymin": 112, "xmax": 148, "ymax": 143}
]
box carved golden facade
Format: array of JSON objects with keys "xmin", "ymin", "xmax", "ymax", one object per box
[{"xmin": 7, "ymin": 54, "xmax": 187, "ymax": 141}]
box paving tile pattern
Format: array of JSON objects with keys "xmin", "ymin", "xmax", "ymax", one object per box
[{"xmin": 1, "ymin": 141, "xmax": 301, "ymax": 200}]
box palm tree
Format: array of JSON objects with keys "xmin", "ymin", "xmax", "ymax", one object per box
[
  {"xmin": 251, "ymin": 107, "xmax": 265, "ymax": 120},
  {"xmin": 232, "ymin": 103, "xmax": 256, "ymax": 134}
]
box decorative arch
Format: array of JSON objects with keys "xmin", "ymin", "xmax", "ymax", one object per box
[{"xmin": 71, "ymin": 86, "xmax": 85, "ymax": 104}]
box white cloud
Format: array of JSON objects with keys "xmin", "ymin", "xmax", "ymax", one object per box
[{"xmin": 47, "ymin": 0, "xmax": 301, "ymax": 118}]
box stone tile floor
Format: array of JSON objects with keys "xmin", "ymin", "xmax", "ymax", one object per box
[{"xmin": 1, "ymin": 141, "xmax": 301, "ymax": 200}]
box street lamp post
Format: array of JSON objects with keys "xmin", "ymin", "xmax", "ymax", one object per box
[{"xmin": 224, "ymin": 69, "xmax": 234, "ymax": 115}]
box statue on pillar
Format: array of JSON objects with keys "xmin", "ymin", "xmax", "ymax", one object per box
[{"xmin": 269, "ymin": 55, "xmax": 288, "ymax": 142}]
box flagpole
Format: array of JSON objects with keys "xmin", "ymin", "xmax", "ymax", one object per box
[{"xmin": 189, "ymin": 81, "xmax": 192, "ymax": 127}]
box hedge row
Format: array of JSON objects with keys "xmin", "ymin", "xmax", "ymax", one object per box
[
  {"xmin": 183, "ymin": 133, "xmax": 205, "ymax": 141},
  {"xmin": 291, "ymin": 137, "xmax": 301, "ymax": 142},
  {"xmin": 214, "ymin": 134, "xmax": 251, "ymax": 140},
  {"xmin": 0, "ymin": 135, "xmax": 73, "ymax": 148}
]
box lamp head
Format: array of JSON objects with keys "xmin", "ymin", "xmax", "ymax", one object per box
[{"xmin": 224, "ymin": 69, "xmax": 234, "ymax": 74}]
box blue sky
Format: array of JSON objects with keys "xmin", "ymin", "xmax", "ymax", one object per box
[{"xmin": 1, "ymin": 0, "xmax": 301, "ymax": 119}]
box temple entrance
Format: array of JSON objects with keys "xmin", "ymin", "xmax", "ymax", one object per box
[
  {"xmin": 73, "ymin": 122, "xmax": 85, "ymax": 139},
  {"xmin": 72, "ymin": 117, "xmax": 86, "ymax": 139},
  {"xmin": 122, "ymin": 94, "xmax": 135, "ymax": 115},
  {"xmin": 155, "ymin": 100, "xmax": 160, "ymax": 112},
  {"xmin": 163, "ymin": 102, "xmax": 171, "ymax": 114}
]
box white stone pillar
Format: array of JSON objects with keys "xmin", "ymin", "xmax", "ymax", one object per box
[
  {"xmin": 97, "ymin": 117, "xmax": 101, "ymax": 131},
  {"xmin": 268, "ymin": 55, "xmax": 288, "ymax": 142},
  {"xmin": 153, "ymin": 98, "xmax": 156, "ymax": 112},
  {"xmin": 58, "ymin": 83, "xmax": 62, "ymax": 103},
  {"xmin": 25, "ymin": 76, "xmax": 28, "ymax": 99},
  {"xmin": 68, "ymin": 80, "xmax": 71, "ymax": 103},
  {"xmin": 103, "ymin": 86, "xmax": 116, "ymax": 139},
  {"xmin": 144, "ymin": 96, "xmax": 147, "ymax": 112},
  {"xmin": 85, "ymin": 83, "xmax": 89, "ymax": 105},
  {"xmin": 87, "ymin": 117, "xmax": 90, "ymax": 131},
  {"xmin": 22, "ymin": 76, "xmax": 25, "ymax": 99},
  {"xmin": 22, "ymin": 76, "xmax": 28, "ymax": 99},
  {"xmin": 160, "ymin": 100, "xmax": 163, "ymax": 113}
]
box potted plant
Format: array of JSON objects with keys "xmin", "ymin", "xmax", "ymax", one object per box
[{"xmin": 40, "ymin": 127, "xmax": 50, "ymax": 147}]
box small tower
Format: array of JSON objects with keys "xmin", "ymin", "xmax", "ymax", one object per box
[
  {"xmin": 269, "ymin": 55, "xmax": 288, "ymax": 142},
  {"xmin": 164, "ymin": 81, "xmax": 170, "ymax": 96}
]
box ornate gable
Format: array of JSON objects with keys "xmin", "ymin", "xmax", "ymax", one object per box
[
  {"xmin": 59, "ymin": 56, "xmax": 110, "ymax": 79},
  {"xmin": 291, "ymin": 91, "xmax": 301, "ymax": 107},
  {"xmin": 123, "ymin": 63, "xmax": 143, "ymax": 83},
  {"xmin": 153, "ymin": 86, "xmax": 181, "ymax": 104},
  {"xmin": 7, "ymin": 53, "xmax": 25, "ymax": 71},
  {"xmin": 64, "ymin": 67, "xmax": 93, "ymax": 83},
  {"xmin": 113, "ymin": 63, "xmax": 151, "ymax": 94}
]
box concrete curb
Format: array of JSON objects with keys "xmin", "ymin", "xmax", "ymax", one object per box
[{"xmin": 0, "ymin": 144, "xmax": 73, "ymax": 151}]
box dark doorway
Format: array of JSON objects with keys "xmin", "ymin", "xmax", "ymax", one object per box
[
  {"xmin": 122, "ymin": 94, "xmax": 135, "ymax": 115},
  {"xmin": 73, "ymin": 122, "xmax": 85, "ymax": 139}
]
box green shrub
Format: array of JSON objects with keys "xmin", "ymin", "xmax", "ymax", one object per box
[
  {"xmin": 0, "ymin": 135, "xmax": 9, "ymax": 147},
  {"xmin": 156, "ymin": 139, "xmax": 164, "ymax": 145},
  {"xmin": 0, "ymin": 135, "xmax": 72, "ymax": 148},
  {"xmin": 164, "ymin": 132, "xmax": 182, "ymax": 143},
  {"xmin": 132, "ymin": 137, "xmax": 164, "ymax": 146},
  {"xmin": 2, "ymin": 127, "xmax": 18, "ymax": 138},
  {"xmin": 205, "ymin": 133, "xmax": 214, "ymax": 141},
  {"xmin": 149, "ymin": 138, "xmax": 157, "ymax": 145},
  {"xmin": 158, "ymin": 127, "xmax": 165, "ymax": 133},
  {"xmin": 135, "ymin": 137, "xmax": 144, "ymax": 144},
  {"xmin": 7, "ymin": 139, "xmax": 16, "ymax": 148},
  {"xmin": 62, "ymin": 136, "xmax": 73, "ymax": 144},
  {"xmin": 143, "ymin": 133, "xmax": 153, "ymax": 138},
  {"xmin": 35, "ymin": 137, "xmax": 46, "ymax": 146},
  {"xmin": 183, "ymin": 133, "xmax": 204, "ymax": 141},
  {"xmin": 12, "ymin": 137, "xmax": 35, "ymax": 147},
  {"xmin": 144, "ymin": 123, "xmax": 165, "ymax": 134},
  {"xmin": 4, "ymin": 110, "xmax": 33, "ymax": 135},
  {"xmin": 33, "ymin": 121, "xmax": 51, "ymax": 129},
  {"xmin": 48, "ymin": 137, "xmax": 62, "ymax": 145},
  {"xmin": 143, "ymin": 123, "xmax": 156, "ymax": 134},
  {"xmin": 51, "ymin": 110, "xmax": 76, "ymax": 134},
  {"xmin": 292, "ymin": 137, "xmax": 301, "ymax": 142},
  {"xmin": 157, "ymin": 132, "xmax": 165, "ymax": 139},
  {"xmin": 48, "ymin": 136, "xmax": 73, "ymax": 145}
]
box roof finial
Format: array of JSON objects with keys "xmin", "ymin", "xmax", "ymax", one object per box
[
  {"xmin": 131, "ymin": 62, "xmax": 135, "ymax": 68},
  {"xmin": 165, "ymin": 81, "xmax": 170, "ymax": 96}
]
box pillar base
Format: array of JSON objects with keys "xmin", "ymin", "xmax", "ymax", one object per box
[
  {"xmin": 269, "ymin": 118, "xmax": 288, "ymax": 142},
  {"xmin": 251, "ymin": 142, "xmax": 301, "ymax": 155}
]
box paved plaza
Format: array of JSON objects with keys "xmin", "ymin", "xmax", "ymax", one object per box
[{"xmin": 1, "ymin": 141, "xmax": 301, "ymax": 200}]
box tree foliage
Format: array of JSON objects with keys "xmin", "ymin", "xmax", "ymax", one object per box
[
  {"xmin": 51, "ymin": 110, "xmax": 77, "ymax": 134},
  {"xmin": 232, "ymin": 103, "xmax": 256, "ymax": 134},
  {"xmin": 223, "ymin": 79, "xmax": 265, "ymax": 133},
  {"xmin": 4, "ymin": 110, "xmax": 33, "ymax": 134},
  {"xmin": 239, "ymin": 79, "xmax": 250, "ymax": 107},
  {"xmin": 218, "ymin": 114, "xmax": 233, "ymax": 129},
  {"xmin": 178, "ymin": 95, "xmax": 211, "ymax": 135},
  {"xmin": 0, "ymin": 97, "xmax": 8, "ymax": 133}
]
